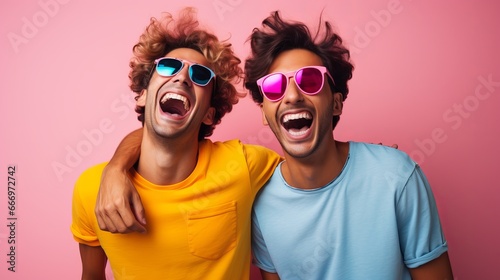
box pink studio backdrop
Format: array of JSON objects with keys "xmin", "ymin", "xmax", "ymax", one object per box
[{"xmin": 1, "ymin": 0, "xmax": 499, "ymax": 279}]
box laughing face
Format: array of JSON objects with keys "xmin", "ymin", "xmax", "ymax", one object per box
[
  {"xmin": 137, "ymin": 48, "xmax": 215, "ymax": 142},
  {"xmin": 260, "ymin": 49, "xmax": 343, "ymax": 159}
]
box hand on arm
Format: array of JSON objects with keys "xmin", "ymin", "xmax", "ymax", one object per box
[
  {"xmin": 79, "ymin": 244, "xmax": 107, "ymax": 280},
  {"xmin": 95, "ymin": 128, "xmax": 147, "ymax": 233},
  {"xmin": 409, "ymin": 252, "xmax": 453, "ymax": 280},
  {"xmin": 376, "ymin": 142, "xmax": 399, "ymax": 149}
]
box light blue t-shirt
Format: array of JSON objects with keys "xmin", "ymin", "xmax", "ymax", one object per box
[{"xmin": 252, "ymin": 142, "xmax": 448, "ymax": 280}]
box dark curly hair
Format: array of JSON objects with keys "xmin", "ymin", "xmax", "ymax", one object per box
[
  {"xmin": 129, "ymin": 7, "xmax": 244, "ymax": 140},
  {"xmin": 244, "ymin": 11, "xmax": 354, "ymax": 129}
]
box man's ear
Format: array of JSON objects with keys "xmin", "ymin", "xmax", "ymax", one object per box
[
  {"xmin": 260, "ymin": 104, "xmax": 269, "ymax": 126},
  {"xmin": 137, "ymin": 89, "xmax": 147, "ymax": 107},
  {"xmin": 202, "ymin": 107, "xmax": 215, "ymax": 125},
  {"xmin": 333, "ymin": 92, "xmax": 343, "ymax": 116}
]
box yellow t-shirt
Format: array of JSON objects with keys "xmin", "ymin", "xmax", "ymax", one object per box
[{"xmin": 71, "ymin": 139, "xmax": 281, "ymax": 280}]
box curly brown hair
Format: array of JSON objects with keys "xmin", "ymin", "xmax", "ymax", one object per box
[
  {"xmin": 244, "ymin": 11, "xmax": 354, "ymax": 130},
  {"xmin": 129, "ymin": 7, "xmax": 244, "ymax": 140}
]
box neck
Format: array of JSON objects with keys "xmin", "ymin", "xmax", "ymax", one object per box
[
  {"xmin": 137, "ymin": 131, "xmax": 202, "ymax": 185},
  {"xmin": 281, "ymin": 139, "xmax": 349, "ymax": 190}
]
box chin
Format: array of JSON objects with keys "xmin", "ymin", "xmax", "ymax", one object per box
[{"xmin": 282, "ymin": 146, "xmax": 315, "ymax": 159}]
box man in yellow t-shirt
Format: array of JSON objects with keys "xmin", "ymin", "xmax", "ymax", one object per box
[
  {"xmin": 72, "ymin": 141, "xmax": 279, "ymax": 279},
  {"xmin": 70, "ymin": 8, "xmax": 281, "ymax": 280}
]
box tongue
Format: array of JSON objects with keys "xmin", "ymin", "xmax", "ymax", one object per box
[
  {"xmin": 160, "ymin": 99, "xmax": 187, "ymax": 116},
  {"xmin": 289, "ymin": 126, "xmax": 309, "ymax": 132},
  {"xmin": 288, "ymin": 126, "xmax": 309, "ymax": 136}
]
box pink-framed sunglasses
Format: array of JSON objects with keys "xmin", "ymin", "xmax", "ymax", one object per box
[{"xmin": 256, "ymin": 66, "xmax": 335, "ymax": 102}]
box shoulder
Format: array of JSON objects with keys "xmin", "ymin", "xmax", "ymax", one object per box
[
  {"xmin": 350, "ymin": 142, "xmax": 415, "ymax": 169},
  {"xmin": 76, "ymin": 162, "xmax": 108, "ymax": 182},
  {"xmin": 351, "ymin": 141, "xmax": 410, "ymax": 158},
  {"xmin": 204, "ymin": 139, "xmax": 280, "ymax": 158},
  {"xmin": 349, "ymin": 142, "xmax": 417, "ymax": 187},
  {"xmin": 74, "ymin": 162, "xmax": 108, "ymax": 198},
  {"xmin": 201, "ymin": 139, "xmax": 243, "ymax": 152}
]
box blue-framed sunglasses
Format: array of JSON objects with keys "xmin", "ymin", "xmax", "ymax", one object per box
[{"xmin": 153, "ymin": 57, "xmax": 216, "ymax": 86}]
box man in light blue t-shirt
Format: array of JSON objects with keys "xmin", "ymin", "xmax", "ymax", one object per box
[{"xmin": 243, "ymin": 11, "xmax": 453, "ymax": 280}]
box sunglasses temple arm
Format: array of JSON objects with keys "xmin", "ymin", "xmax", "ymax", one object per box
[{"xmin": 147, "ymin": 63, "xmax": 156, "ymax": 85}]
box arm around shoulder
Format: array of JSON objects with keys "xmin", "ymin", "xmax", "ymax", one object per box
[
  {"xmin": 106, "ymin": 128, "xmax": 143, "ymax": 172},
  {"xmin": 95, "ymin": 128, "xmax": 147, "ymax": 233}
]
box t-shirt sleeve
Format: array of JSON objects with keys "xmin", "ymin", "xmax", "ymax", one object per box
[
  {"xmin": 396, "ymin": 164, "xmax": 448, "ymax": 268},
  {"xmin": 242, "ymin": 143, "xmax": 282, "ymax": 194},
  {"xmin": 70, "ymin": 164, "xmax": 105, "ymax": 247},
  {"xmin": 251, "ymin": 211, "xmax": 277, "ymax": 273}
]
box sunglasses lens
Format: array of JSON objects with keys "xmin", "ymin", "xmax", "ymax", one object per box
[
  {"xmin": 190, "ymin": 65, "xmax": 214, "ymax": 86},
  {"xmin": 262, "ymin": 74, "xmax": 287, "ymax": 101},
  {"xmin": 296, "ymin": 67, "xmax": 323, "ymax": 94},
  {"xmin": 156, "ymin": 58, "xmax": 183, "ymax": 76}
]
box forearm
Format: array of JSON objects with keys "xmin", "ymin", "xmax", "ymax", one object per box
[
  {"xmin": 107, "ymin": 128, "xmax": 143, "ymax": 171},
  {"xmin": 409, "ymin": 252, "xmax": 453, "ymax": 280},
  {"xmin": 79, "ymin": 244, "xmax": 107, "ymax": 280},
  {"xmin": 261, "ymin": 270, "xmax": 280, "ymax": 280}
]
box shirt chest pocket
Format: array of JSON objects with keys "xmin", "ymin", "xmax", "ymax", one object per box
[{"xmin": 187, "ymin": 201, "xmax": 237, "ymax": 260}]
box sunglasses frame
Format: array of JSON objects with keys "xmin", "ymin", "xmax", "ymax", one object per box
[
  {"xmin": 153, "ymin": 57, "xmax": 216, "ymax": 87},
  {"xmin": 256, "ymin": 66, "xmax": 335, "ymax": 102}
]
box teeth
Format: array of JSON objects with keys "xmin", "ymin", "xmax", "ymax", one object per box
[
  {"xmin": 282, "ymin": 112, "xmax": 312, "ymax": 123},
  {"xmin": 161, "ymin": 93, "xmax": 189, "ymax": 111},
  {"xmin": 288, "ymin": 130, "xmax": 308, "ymax": 136}
]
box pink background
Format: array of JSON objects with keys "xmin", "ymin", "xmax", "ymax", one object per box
[{"xmin": 1, "ymin": 0, "xmax": 499, "ymax": 279}]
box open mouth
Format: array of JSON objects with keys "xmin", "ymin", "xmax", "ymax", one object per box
[
  {"xmin": 159, "ymin": 93, "xmax": 190, "ymax": 116},
  {"xmin": 281, "ymin": 112, "xmax": 313, "ymax": 136}
]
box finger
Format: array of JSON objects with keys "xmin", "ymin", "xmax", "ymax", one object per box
[
  {"xmin": 116, "ymin": 203, "xmax": 147, "ymax": 234},
  {"xmin": 95, "ymin": 193, "xmax": 113, "ymax": 232},
  {"xmin": 96, "ymin": 212, "xmax": 110, "ymax": 232},
  {"xmin": 95, "ymin": 203, "xmax": 117, "ymax": 232},
  {"xmin": 98, "ymin": 207, "xmax": 124, "ymax": 233},
  {"xmin": 131, "ymin": 192, "xmax": 147, "ymax": 226},
  {"xmin": 96, "ymin": 199, "xmax": 136, "ymax": 233}
]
